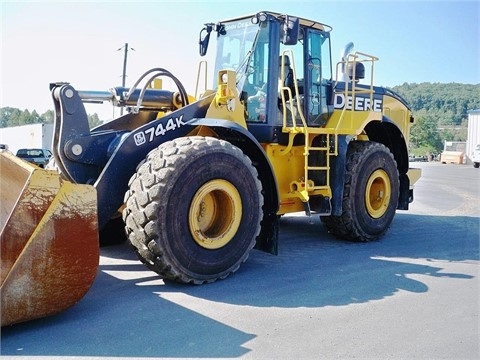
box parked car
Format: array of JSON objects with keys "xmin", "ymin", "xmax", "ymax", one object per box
[
  {"xmin": 15, "ymin": 148, "xmax": 52, "ymax": 168},
  {"xmin": 0, "ymin": 144, "xmax": 12, "ymax": 153},
  {"xmin": 409, "ymin": 154, "xmax": 428, "ymax": 162}
]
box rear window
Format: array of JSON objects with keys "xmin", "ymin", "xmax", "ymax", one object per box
[{"xmin": 16, "ymin": 149, "xmax": 49, "ymax": 158}]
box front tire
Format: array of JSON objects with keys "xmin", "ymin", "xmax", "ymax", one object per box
[
  {"xmin": 123, "ymin": 136, "xmax": 263, "ymax": 284},
  {"xmin": 322, "ymin": 141, "xmax": 399, "ymax": 241}
]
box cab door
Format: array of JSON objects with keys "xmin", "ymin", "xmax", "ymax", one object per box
[{"xmin": 304, "ymin": 29, "xmax": 333, "ymax": 126}]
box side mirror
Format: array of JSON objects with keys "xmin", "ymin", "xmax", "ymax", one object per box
[
  {"xmin": 199, "ymin": 24, "xmax": 213, "ymax": 57},
  {"xmin": 282, "ymin": 16, "xmax": 299, "ymax": 45}
]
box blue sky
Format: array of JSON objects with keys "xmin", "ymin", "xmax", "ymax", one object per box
[{"xmin": 1, "ymin": 0, "xmax": 479, "ymax": 118}]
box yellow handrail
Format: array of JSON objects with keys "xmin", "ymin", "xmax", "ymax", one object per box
[{"xmin": 195, "ymin": 60, "xmax": 208, "ymax": 99}]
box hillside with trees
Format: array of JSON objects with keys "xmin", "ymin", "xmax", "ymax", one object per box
[
  {"xmin": 390, "ymin": 82, "xmax": 480, "ymax": 156},
  {"xmin": 1, "ymin": 82, "xmax": 479, "ymax": 155},
  {"xmin": 0, "ymin": 108, "xmax": 102, "ymax": 129}
]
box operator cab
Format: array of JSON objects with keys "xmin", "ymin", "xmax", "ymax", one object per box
[{"xmin": 202, "ymin": 11, "xmax": 334, "ymax": 143}]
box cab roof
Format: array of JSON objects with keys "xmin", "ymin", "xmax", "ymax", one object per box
[{"xmin": 220, "ymin": 11, "xmax": 333, "ymax": 32}]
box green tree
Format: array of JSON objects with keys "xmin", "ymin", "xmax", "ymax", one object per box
[
  {"xmin": 1, "ymin": 107, "xmax": 103, "ymax": 128},
  {"xmin": 30, "ymin": 110, "xmax": 42, "ymax": 124},
  {"xmin": 7, "ymin": 108, "xmax": 23, "ymax": 127},
  {"xmin": 0, "ymin": 107, "xmax": 20, "ymax": 127},
  {"xmin": 392, "ymin": 82, "xmax": 480, "ymax": 151},
  {"xmin": 41, "ymin": 110, "xmax": 55, "ymax": 124},
  {"xmin": 409, "ymin": 110, "xmax": 443, "ymax": 154},
  {"xmin": 87, "ymin": 113, "xmax": 103, "ymax": 128}
]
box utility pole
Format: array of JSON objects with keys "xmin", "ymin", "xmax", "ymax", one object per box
[{"xmin": 117, "ymin": 43, "xmax": 135, "ymax": 114}]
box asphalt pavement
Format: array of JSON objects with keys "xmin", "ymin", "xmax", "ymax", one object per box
[{"xmin": 1, "ymin": 161, "xmax": 479, "ymax": 360}]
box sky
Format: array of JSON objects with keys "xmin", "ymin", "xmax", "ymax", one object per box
[{"xmin": 1, "ymin": 0, "xmax": 479, "ymax": 119}]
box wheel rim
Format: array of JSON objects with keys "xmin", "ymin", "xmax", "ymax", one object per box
[
  {"xmin": 189, "ymin": 179, "xmax": 242, "ymax": 249},
  {"xmin": 365, "ymin": 169, "xmax": 391, "ymax": 219}
]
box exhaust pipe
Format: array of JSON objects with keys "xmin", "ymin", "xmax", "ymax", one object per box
[{"xmin": 340, "ymin": 42, "xmax": 354, "ymax": 81}]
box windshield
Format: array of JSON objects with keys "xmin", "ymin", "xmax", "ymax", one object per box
[{"xmin": 214, "ymin": 18, "xmax": 261, "ymax": 93}]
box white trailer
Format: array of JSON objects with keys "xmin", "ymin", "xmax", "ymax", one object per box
[{"xmin": 466, "ymin": 109, "xmax": 480, "ymax": 165}]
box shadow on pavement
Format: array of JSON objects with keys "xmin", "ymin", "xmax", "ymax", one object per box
[
  {"xmin": 1, "ymin": 264, "xmax": 254, "ymax": 358},
  {"xmin": 164, "ymin": 212, "xmax": 479, "ymax": 307},
  {"xmin": 1, "ymin": 212, "xmax": 478, "ymax": 357}
]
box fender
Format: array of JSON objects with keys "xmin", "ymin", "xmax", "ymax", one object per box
[
  {"xmin": 330, "ymin": 116, "xmax": 410, "ymax": 216},
  {"xmin": 95, "ymin": 117, "xmax": 280, "ymax": 253}
]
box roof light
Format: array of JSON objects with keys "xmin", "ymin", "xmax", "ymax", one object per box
[{"xmin": 252, "ymin": 12, "xmax": 267, "ymax": 24}]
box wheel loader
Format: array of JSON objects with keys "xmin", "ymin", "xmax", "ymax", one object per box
[{"xmin": 1, "ymin": 11, "xmax": 421, "ymax": 326}]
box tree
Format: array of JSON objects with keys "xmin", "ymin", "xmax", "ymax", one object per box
[
  {"xmin": 41, "ymin": 110, "xmax": 55, "ymax": 124},
  {"xmin": 392, "ymin": 82, "xmax": 480, "ymax": 153},
  {"xmin": 87, "ymin": 113, "xmax": 103, "ymax": 129},
  {"xmin": 0, "ymin": 107, "xmax": 19, "ymax": 127},
  {"xmin": 1, "ymin": 108, "xmax": 103, "ymax": 128},
  {"xmin": 409, "ymin": 110, "xmax": 443, "ymax": 154}
]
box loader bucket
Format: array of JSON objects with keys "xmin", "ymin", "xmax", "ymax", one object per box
[{"xmin": 0, "ymin": 151, "xmax": 99, "ymax": 326}]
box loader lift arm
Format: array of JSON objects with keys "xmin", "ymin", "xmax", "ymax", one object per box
[{"xmin": 51, "ymin": 82, "xmax": 209, "ymax": 228}]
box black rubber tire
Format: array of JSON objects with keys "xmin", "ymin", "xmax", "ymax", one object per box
[
  {"xmin": 322, "ymin": 141, "xmax": 399, "ymax": 242},
  {"xmin": 474, "ymin": 162, "xmax": 479, "ymax": 168},
  {"xmin": 123, "ymin": 136, "xmax": 263, "ymax": 284}
]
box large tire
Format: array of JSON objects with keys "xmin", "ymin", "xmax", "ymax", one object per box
[
  {"xmin": 322, "ymin": 141, "xmax": 399, "ymax": 241},
  {"xmin": 123, "ymin": 136, "xmax": 263, "ymax": 284}
]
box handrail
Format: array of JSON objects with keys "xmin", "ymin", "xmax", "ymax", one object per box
[
  {"xmin": 195, "ymin": 60, "xmax": 208, "ymax": 99},
  {"xmin": 334, "ymin": 52, "xmax": 379, "ymax": 132}
]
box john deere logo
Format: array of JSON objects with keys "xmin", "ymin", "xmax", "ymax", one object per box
[{"xmin": 334, "ymin": 93, "xmax": 383, "ymax": 112}]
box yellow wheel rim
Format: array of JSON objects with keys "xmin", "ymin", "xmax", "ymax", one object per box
[
  {"xmin": 189, "ymin": 179, "xmax": 242, "ymax": 249},
  {"xmin": 365, "ymin": 169, "xmax": 391, "ymax": 219}
]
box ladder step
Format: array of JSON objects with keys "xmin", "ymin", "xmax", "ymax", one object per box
[
  {"xmin": 301, "ymin": 132, "xmax": 337, "ymax": 200},
  {"xmin": 308, "ymin": 146, "xmax": 329, "ymax": 151},
  {"xmin": 309, "ymin": 185, "xmax": 329, "ymax": 191},
  {"xmin": 307, "ymin": 166, "xmax": 329, "ymax": 171}
]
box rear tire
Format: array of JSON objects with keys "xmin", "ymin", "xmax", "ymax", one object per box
[
  {"xmin": 322, "ymin": 141, "xmax": 399, "ymax": 241},
  {"xmin": 123, "ymin": 136, "xmax": 263, "ymax": 284}
]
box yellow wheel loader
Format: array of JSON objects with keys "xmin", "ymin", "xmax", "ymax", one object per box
[{"xmin": 0, "ymin": 11, "xmax": 421, "ymax": 326}]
